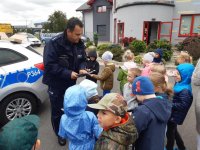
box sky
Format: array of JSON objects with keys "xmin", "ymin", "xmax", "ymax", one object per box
[{"xmin": 0, "ymin": 0, "xmax": 88, "ymax": 26}]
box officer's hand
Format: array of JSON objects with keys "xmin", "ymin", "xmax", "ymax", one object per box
[
  {"xmin": 79, "ymin": 69, "xmax": 88, "ymax": 74},
  {"xmin": 71, "ymin": 71, "xmax": 78, "ymax": 79},
  {"xmin": 90, "ymin": 74, "xmax": 95, "ymax": 78}
]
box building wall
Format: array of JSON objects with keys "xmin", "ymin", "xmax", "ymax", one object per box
[
  {"xmin": 116, "ymin": 0, "xmax": 174, "ymax": 8},
  {"xmin": 171, "ymin": 0, "xmax": 200, "ymax": 44},
  {"xmin": 113, "ymin": 4, "xmax": 174, "ymax": 40},
  {"xmin": 92, "ymin": 0, "xmax": 112, "ymax": 41},
  {"xmin": 110, "ymin": 10, "xmax": 113, "ymax": 42},
  {"xmin": 113, "ymin": 0, "xmax": 200, "ymax": 44},
  {"xmin": 83, "ymin": 11, "xmax": 93, "ymax": 41}
]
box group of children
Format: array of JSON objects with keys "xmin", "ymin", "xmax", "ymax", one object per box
[
  {"xmin": 0, "ymin": 47, "xmax": 195, "ymax": 150},
  {"xmin": 56, "ymin": 49, "xmax": 194, "ymax": 150}
]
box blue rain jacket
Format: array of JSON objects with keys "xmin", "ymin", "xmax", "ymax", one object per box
[{"xmin": 58, "ymin": 85, "xmax": 102, "ymax": 150}]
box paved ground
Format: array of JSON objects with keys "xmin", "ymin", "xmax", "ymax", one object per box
[{"xmin": 35, "ymin": 46, "xmax": 197, "ymax": 150}]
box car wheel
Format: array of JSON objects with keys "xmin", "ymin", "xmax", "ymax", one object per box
[{"xmin": 0, "ymin": 93, "xmax": 37, "ymax": 127}]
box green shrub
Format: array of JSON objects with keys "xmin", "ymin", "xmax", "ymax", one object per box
[
  {"xmin": 97, "ymin": 44, "xmax": 123, "ymax": 61},
  {"xmin": 134, "ymin": 55, "xmax": 143, "ymax": 64},
  {"xmin": 129, "ymin": 40, "xmax": 146, "ymax": 55},
  {"xmin": 97, "ymin": 44, "xmax": 110, "ymax": 56},
  {"xmin": 86, "ymin": 41, "xmax": 93, "ymax": 48},
  {"xmin": 146, "ymin": 40, "xmax": 173, "ymax": 61},
  {"xmin": 178, "ymin": 37, "xmax": 200, "ymax": 61},
  {"xmin": 109, "ymin": 44, "xmax": 124, "ymax": 62}
]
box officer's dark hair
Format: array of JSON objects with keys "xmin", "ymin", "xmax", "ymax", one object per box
[{"xmin": 66, "ymin": 17, "xmax": 83, "ymax": 32}]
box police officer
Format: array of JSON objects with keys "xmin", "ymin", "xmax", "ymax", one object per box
[{"xmin": 43, "ymin": 17, "xmax": 87, "ymax": 146}]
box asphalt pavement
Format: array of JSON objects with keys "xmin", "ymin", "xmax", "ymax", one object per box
[{"xmin": 35, "ymin": 46, "xmax": 197, "ymax": 150}]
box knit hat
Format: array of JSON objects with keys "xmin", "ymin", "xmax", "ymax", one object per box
[
  {"xmin": 143, "ymin": 53, "xmax": 154, "ymax": 62},
  {"xmin": 0, "ymin": 115, "xmax": 40, "ymax": 150},
  {"xmin": 88, "ymin": 93, "xmax": 127, "ymax": 117},
  {"xmin": 79, "ymin": 79, "xmax": 98, "ymax": 99},
  {"xmin": 132, "ymin": 76, "xmax": 154, "ymax": 95},
  {"xmin": 154, "ymin": 48, "xmax": 163, "ymax": 57},
  {"xmin": 102, "ymin": 51, "xmax": 113, "ymax": 62}
]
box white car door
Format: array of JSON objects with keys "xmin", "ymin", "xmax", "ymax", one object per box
[{"xmin": 0, "ymin": 68, "xmax": 6, "ymax": 90}]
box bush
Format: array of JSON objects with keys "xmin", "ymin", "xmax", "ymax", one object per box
[
  {"xmin": 97, "ymin": 44, "xmax": 110, "ymax": 56},
  {"xmin": 134, "ymin": 55, "xmax": 143, "ymax": 64},
  {"xmin": 86, "ymin": 40, "xmax": 93, "ymax": 48},
  {"xmin": 177, "ymin": 37, "xmax": 200, "ymax": 61},
  {"xmin": 146, "ymin": 40, "xmax": 173, "ymax": 61},
  {"xmin": 122, "ymin": 37, "xmax": 129, "ymax": 47},
  {"xmin": 129, "ymin": 40, "xmax": 146, "ymax": 55},
  {"xmin": 97, "ymin": 44, "xmax": 123, "ymax": 61},
  {"xmin": 109, "ymin": 44, "xmax": 124, "ymax": 61}
]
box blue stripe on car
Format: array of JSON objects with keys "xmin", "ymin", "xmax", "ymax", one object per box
[{"xmin": 0, "ymin": 67, "xmax": 43, "ymax": 88}]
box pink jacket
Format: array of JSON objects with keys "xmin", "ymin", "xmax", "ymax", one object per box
[{"xmin": 141, "ymin": 64, "xmax": 151, "ymax": 76}]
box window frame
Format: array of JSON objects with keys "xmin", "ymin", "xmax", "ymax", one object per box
[
  {"xmin": 97, "ymin": 5, "xmax": 107, "ymax": 13},
  {"xmin": 97, "ymin": 25, "xmax": 106, "ymax": 36},
  {"xmin": 179, "ymin": 14, "xmax": 200, "ymax": 37},
  {"xmin": 0, "ymin": 48, "xmax": 28, "ymax": 67}
]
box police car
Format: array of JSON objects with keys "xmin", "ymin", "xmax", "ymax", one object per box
[{"xmin": 0, "ymin": 40, "xmax": 48, "ymax": 127}]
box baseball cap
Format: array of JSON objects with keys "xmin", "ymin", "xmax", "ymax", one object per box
[
  {"xmin": 132, "ymin": 76, "xmax": 154, "ymax": 95},
  {"xmin": 88, "ymin": 93, "xmax": 127, "ymax": 117},
  {"xmin": 102, "ymin": 51, "xmax": 113, "ymax": 62},
  {"xmin": 0, "ymin": 115, "xmax": 40, "ymax": 150}
]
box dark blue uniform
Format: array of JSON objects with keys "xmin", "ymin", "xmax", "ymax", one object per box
[{"xmin": 43, "ymin": 32, "xmax": 86, "ymax": 135}]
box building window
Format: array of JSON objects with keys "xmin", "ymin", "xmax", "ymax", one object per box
[
  {"xmin": 179, "ymin": 14, "xmax": 200, "ymax": 36},
  {"xmin": 97, "ymin": 25, "xmax": 106, "ymax": 36},
  {"xmin": 97, "ymin": 6, "xmax": 107, "ymax": 13}
]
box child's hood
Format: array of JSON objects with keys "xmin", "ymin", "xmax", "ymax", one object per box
[
  {"xmin": 106, "ymin": 62, "xmax": 115, "ymax": 72},
  {"xmin": 177, "ymin": 63, "xmax": 194, "ymax": 84},
  {"xmin": 64, "ymin": 85, "xmax": 87, "ymax": 116},
  {"xmin": 143, "ymin": 98, "xmax": 172, "ymax": 123},
  {"xmin": 174, "ymin": 63, "xmax": 194, "ymax": 93}
]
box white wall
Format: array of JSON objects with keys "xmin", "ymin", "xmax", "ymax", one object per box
[
  {"xmin": 116, "ymin": 0, "xmax": 174, "ymax": 7},
  {"xmin": 110, "ymin": 10, "xmax": 113, "ymax": 42},
  {"xmin": 114, "ymin": 5, "xmax": 173, "ymax": 40},
  {"xmin": 84, "ymin": 11, "xmax": 93, "ymax": 41}
]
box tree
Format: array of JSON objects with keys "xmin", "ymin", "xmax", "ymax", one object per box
[{"xmin": 43, "ymin": 10, "xmax": 67, "ymax": 32}]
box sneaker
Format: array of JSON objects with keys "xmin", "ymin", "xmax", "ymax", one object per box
[{"xmin": 58, "ymin": 136, "xmax": 66, "ymax": 146}]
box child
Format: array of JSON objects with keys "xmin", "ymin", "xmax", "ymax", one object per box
[
  {"xmin": 175, "ymin": 51, "xmax": 193, "ymax": 65},
  {"xmin": 152, "ymin": 48, "xmax": 163, "ymax": 63},
  {"xmin": 86, "ymin": 46, "xmax": 100, "ymax": 83},
  {"xmin": 90, "ymin": 51, "xmax": 115, "ymax": 96},
  {"xmin": 80, "ymin": 79, "xmax": 100, "ymax": 115},
  {"xmin": 149, "ymin": 72, "xmax": 173, "ymax": 100},
  {"xmin": 132, "ymin": 76, "xmax": 171, "ymax": 150},
  {"xmin": 58, "ymin": 83, "xmax": 103, "ymax": 150},
  {"xmin": 0, "ymin": 115, "xmax": 41, "ymax": 150},
  {"xmin": 141, "ymin": 52, "xmax": 154, "ymax": 76},
  {"xmin": 88, "ymin": 93, "xmax": 138, "ymax": 149},
  {"xmin": 118, "ymin": 49, "xmax": 137, "ymax": 94},
  {"xmin": 166, "ymin": 63, "xmax": 194, "ymax": 150},
  {"xmin": 150, "ymin": 63, "xmax": 169, "ymax": 83},
  {"xmin": 123, "ymin": 68, "xmax": 141, "ymax": 111}
]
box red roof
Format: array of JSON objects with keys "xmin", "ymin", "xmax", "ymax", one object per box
[{"xmin": 87, "ymin": 0, "xmax": 113, "ymax": 5}]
